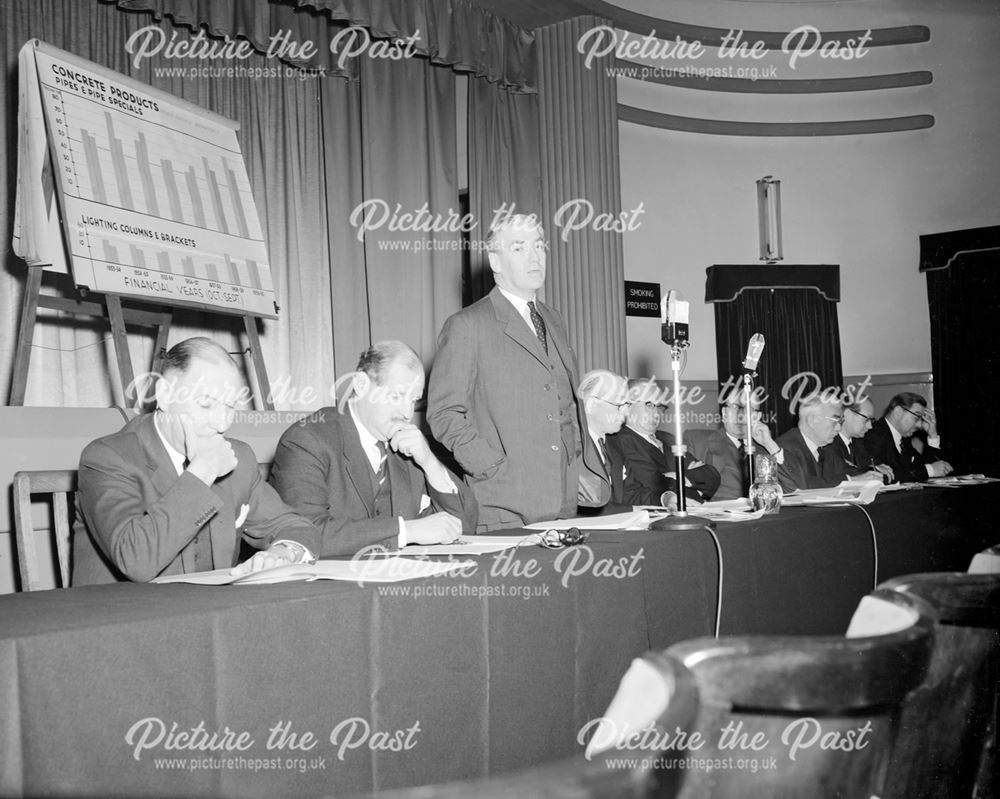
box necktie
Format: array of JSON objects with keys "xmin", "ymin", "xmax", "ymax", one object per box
[
  {"xmin": 599, "ymin": 437, "xmax": 611, "ymax": 478},
  {"xmin": 527, "ymin": 301, "xmax": 548, "ymax": 355},
  {"xmin": 375, "ymin": 441, "xmax": 387, "ymax": 486}
]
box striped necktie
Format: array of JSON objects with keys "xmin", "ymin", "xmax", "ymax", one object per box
[{"xmin": 376, "ymin": 441, "xmax": 387, "ymax": 486}]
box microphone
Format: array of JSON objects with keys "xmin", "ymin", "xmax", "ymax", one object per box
[
  {"xmin": 660, "ymin": 290, "xmax": 690, "ymax": 346},
  {"xmin": 742, "ymin": 333, "xmax": 765, "ymax": 371}
]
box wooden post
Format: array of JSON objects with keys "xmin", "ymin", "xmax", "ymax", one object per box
[
  {"xmin": 8, "ymin": 267, "xmax": 43, "ymax": 405},
  {"xmin": 242, "ymin": 314, "xmax": 274, "ymax": 411}
]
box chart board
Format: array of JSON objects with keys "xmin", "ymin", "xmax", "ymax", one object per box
[{"xmin": 14, "ymin": 40, "xmax": 277, "ymax": 318}]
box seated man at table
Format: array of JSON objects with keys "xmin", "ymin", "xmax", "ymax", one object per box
[
  {"xmin": 607, "ymin": 379, "xmax": 720, "ymax": 508},
  {"xmin": 73, "ymin": 337, "xmax": 320, "ymax": 584},
  {"xmin": 821, "ymin": 397, "xmax": 895, "ymax": 484},
  {"xmin": 864, "ymin": 392, "xmax": 953, "ymax": 482},
  {"xmin": 270, "ymin": 340, "xmax": 476, "ymax": 556},
  {"xmin": 774, "ymin": 395, "xmax": 845, "ymax": 492},
  {"xmin": 576, "ymin": 369, "xmax": 631, "ymax": 513},
  {"xmin": 686, "ymin": 393, "xmax": 782, "ymax": 500}
]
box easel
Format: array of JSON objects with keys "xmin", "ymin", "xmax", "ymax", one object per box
[{"xmin": 8, "ymin": 266, "xmax": 275, "ymax": 410}]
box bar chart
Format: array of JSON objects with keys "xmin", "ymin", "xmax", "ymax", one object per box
[{"xmin": 35, "ymin": 49, "xmax": 276, "ymax": 317}]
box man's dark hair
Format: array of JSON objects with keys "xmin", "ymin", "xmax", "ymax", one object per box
[
  {"xmin": 884, "ymin": 392, "xmax": 927, "ymax": 415},
  {"xmin": 355, "ymin": 340, "xmax": 422, "ymax": 385},
  {"xmin": 160, "ymin": 337, "xmax": 236, "ymax": 377}
]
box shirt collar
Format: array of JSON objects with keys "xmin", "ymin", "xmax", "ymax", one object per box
[
  {"xmin": 887, "ymin": 418, "xmax": 905, "ymax": 450},
  {"xmin": 497, "ymin": 286, "xmax": 535, "ymax": 321},
  {"xmin": 626, "ymin": 423, "xmax": 660, "ymax": 447},
  {"xmin": 839, "ymin": 431, "xmax": 852, "ymax": 447},
  {"xmin": 726, "ymin": 432, "xmax": 743, "ymax": 449},
  {"xmin": 802, "ymin": 431, "xmax": 822, "ymax": 462},
  {"xmin": 348, "ymin": 400, "xmax": 383, "ymax": 471},
  {"xmin": 153, "ymin": 412, "xmax": 187, "ymax": 476}
]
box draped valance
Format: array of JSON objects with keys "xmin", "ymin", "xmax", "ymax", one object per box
[
  {"xmin": 106, "ymin": 0, "xmax": 536, "ymax": 90},
  {"xmin": 919, "ymin": 225, "xmax": 1000, "ymax": 272},
  {"xmin": 705, "ymin": 264, "xmax": 841, "ymax": 303}
]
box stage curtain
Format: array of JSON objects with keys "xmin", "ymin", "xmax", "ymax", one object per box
[
  {"xmin": 0, "ymin": 0, "xmax": 480, "ymax": 407},
  {"xmin": 714, "ymin": 288, "xmax": 844, "ymax": 436},
  {"xmin": 924, "ymin": 249, "xmax": 1000, "ymax": 474},
  {"xmin": 107, "ymin": 0, "xmax": 536, "ymax": 89},
  {"xmin": 465, "ymin": 75, "xmax": 541, "ymax": 305},
  {"xmin": 535, "ymin": 16, "xmax": 626, "ymax": 374}
]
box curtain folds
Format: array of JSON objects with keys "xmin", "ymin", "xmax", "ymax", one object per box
[
  {"xmin": 535, "ymin": 17, "xmax": 626, "ymax": 375},
  {"xmin": 466, "ymin": 75, "xmax": 541, "ymax": 304},
  {"xmin": 713, "ymin": 288, "xmax": 844, "ymax": 436},
  {"xmin": 107, "ymin": 0, "xmax": 536, "ymax": 89},
  {"xmin": 925, "ymin": 250, "xmax": 999, "ymax": 474}
]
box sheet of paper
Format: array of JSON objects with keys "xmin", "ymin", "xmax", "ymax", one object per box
[
  {"xmin": 780, "ymin": 480, "xmax": 882, "ymax": 506},
  {"xmin": 153, "ymin": 557, "xmax": 475, "ymax": 586},
  {"xmin": 524, "ymin": 510, "xmax": 650, "ymax": 531},
  {"xmin": 399, "ymin": 535, "xmax": 532, "ymax": 557}
]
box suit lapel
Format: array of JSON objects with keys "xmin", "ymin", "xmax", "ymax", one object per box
[
  {"xmin": 490, "ymin": 289, "xmax": 548, "ymax": 369},
  {"xmin": 138, "ymin": 413, "xmax": 235, "ymax": 569},
  {"xmin": 339, "ymin": 410, "xmax": 377, "ymax": 515}
]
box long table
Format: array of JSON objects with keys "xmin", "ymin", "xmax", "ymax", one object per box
[{"xmin": 0, "ymin": 485, "xmax": 995, "ymax": 797}]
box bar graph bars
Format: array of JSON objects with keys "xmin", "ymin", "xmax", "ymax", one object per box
[{"xmin": 37, "ymin": 47, "xmax": 276, "ymax": 317}]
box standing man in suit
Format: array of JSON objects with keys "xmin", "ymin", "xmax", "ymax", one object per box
[
  {"xmin": 774, "ymin": 396, "xmax": 845, "ymax": 492},
  {"xmin": 428, "ymin": 213, "xmax": 586, "ymax": 531},
  {"xmin": 687, "ymin": 394, "xmax": 781, "ymax": 500},
  {"xmin": 864, "ymin": 392, "xmax": 953, "ymax": 482},
  {"xmin": 270, "ymin": 341, "xmax": 476, "ymax": 556},
  {"xmin": 73, "ymin": 337, "xmax": 320, "ymax": 584},
  {"xmin": 608, "ymin": 380, "xmax": 721, "ymax": 507},
  {"xmin": 821, "ymin": 397, "xmax": 894, "ymax": 484}
]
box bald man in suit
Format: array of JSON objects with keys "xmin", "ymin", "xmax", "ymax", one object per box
[{"xmin": 74, "ymin": 337, "xmax": 319, "ymax": 584}]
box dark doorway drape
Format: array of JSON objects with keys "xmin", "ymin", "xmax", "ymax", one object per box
[
  {"xmin": 707, "ymin": 266, "xmax": 843, "ymax": 435},
  {"xmin": 921, "ymin": 226, "xmax": 1000, "ymax": 474}
]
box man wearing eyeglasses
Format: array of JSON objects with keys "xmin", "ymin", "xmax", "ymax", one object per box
[
  {"xmin": 820, "ymin": 397, "xmax": 894, "ymax": 484},
  {"xmin": 607, "ymin": 379, "xmax": 721, "ymax": 508},
  {"xmin": 864, "ymin": 393, "xmax": 953, "ymax": 482},
  {"xmin": 774, "ymin": 395, "xmax": 846, "ymax": 492},
  {"xmin": 428, "ymin": 214, "xmax": 586, "ymax": 531},
  {"xmin": 686, "ymin": 393, "xmax": 781, "ymax": 500},
  {"xmin": 577, "ymin": 369, "xmax": 631, "ymax": 512}
]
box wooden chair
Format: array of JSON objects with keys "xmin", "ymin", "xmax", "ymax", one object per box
[
  {"xmin": 368, "ymin": 651, "xmax": 699, "ymax": 799},
  {"xmin": 667, "ymin": 589, "xmax": 934, "ymax": 799},
  {"xmin": 12, "ymin": 469, "xmax": 78, "ymax": 591},
  {"xmin": 878, "ymin": 572, "xmax": 1000, "ymax": 799}
]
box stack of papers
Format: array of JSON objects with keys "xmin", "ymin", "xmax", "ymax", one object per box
[
  {"xmin": 781, "ymin": 480, "xmax": 883, "ymax": 506},
  {"xmin": 927, "ymin": 474, "xmax": 999, "ymax": 487}
]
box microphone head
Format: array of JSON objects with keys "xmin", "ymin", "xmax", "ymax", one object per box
[{"xmin": 743, "ymin": 333, "xmax": 765, "ymax": 370}]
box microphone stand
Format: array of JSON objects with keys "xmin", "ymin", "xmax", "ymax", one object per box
[
  {"xmin": 743, "ymin": 369, "xmax": 756, "ymax": 488},
  {"xmin": 650, "ymin": 337, "xmax": 711, "ymax": 532}
]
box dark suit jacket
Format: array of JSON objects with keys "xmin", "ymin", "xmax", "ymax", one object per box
[
  {"xmin": 775, "ymin": 427, "xmax": 840, "ymax": 492},
  {"xmin": 428, "ymin": 287, "xmax": 586, "ymax": 531},
  {"xmin": 270, "ymin": 407, "xmax": 477, "ymax": 556},
  {"xmin": 73, "ymin": 412, "xmax": 318, "ymax": 585},
  {"xmin": 607, "ymin": 427, "xmax": 721, "ymax": 505},
  {"xmin": 820, "ymin": 434, "xmax": 877, "ymax": 484},
  {"xmin": 864, "ymin": 417, "xmax": 943, "ymax": 483},
  {"xmin": 686, "ymin": 429, "xmax": 748, "ymax": 501}
]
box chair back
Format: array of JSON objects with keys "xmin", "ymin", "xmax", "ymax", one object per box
[
  {"xmin": 879, "ymin": 572, "xmax": 1000, "ymax": 799},
  {"xmin": 667, "ymin": 589, "xmax": 934, "ymax": 799},
  {"xmin": 370, "ymin": 651, "xmax": 699, "ymax": 799},
  {"xmin": 12, "ymin": 469, "xmax": 78, "ymax": 591}
]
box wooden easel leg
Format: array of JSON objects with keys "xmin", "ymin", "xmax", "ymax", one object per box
[
  {"xmin": 9, "ymin": 267, "xmax": 44, "ymax": 405},
  {"xmin": 105, "ymin": 294, "xmax": 136, "ymax": 407},
  {"xmin": 242, "ymin": 315, "xmax": 274, "ymax": 411}
]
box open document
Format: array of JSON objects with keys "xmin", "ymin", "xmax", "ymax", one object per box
[{"xmin": 153, "ymin": 557, "xmax": 475, "ymax": 586}]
